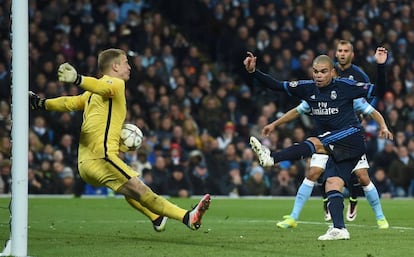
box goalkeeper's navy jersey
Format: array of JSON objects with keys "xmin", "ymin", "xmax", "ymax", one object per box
[{"xmin": 282, "ymin": 78, "xmax": 374, "ymax": 134}]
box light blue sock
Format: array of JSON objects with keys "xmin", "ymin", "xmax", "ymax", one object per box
[
  {"xmin": 364, "ymin": 182, "xmax": 385, "ymax": 220},
  {"xmin": 290, "ymin": 178, "xmax": 315, "ymax": 220}
]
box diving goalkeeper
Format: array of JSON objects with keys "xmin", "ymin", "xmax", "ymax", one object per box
[{"xmin": 29, "ymin": 48, "xmax": 210, "ymax": 232}]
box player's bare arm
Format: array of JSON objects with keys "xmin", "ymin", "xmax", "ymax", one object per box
[
  {"xmin": 374, "ymin": 47, "xmax": 387, "ymax": 64},
  {"xmin": 262, "ymin": 108, "xmax": 300, "ymax": 137},
  {"xmin": 243, "ymin": 52, "xmax": 257, "ymax": 73},
  {"xmin": 369, "ymin": 109, "xmax": 393, "ymax": 140}
]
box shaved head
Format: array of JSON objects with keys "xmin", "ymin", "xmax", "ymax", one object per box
[{"xmin": 313, "ymin": 55, "xmax": 334, "ymax": 69}]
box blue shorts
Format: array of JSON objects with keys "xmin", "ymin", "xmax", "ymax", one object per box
[{"xmin": 317, "ymin": 126, "xmax": 366, "ymax": 162}]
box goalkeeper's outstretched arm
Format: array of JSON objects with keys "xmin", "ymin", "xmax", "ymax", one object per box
[{"xmin": 29, "ymin": 90, "xmax": 86, "ymax": 112}]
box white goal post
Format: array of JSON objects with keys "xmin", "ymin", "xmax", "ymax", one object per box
[{"xmin": 1, "ymin": 0, "xmax": 29, "ymax": 256}]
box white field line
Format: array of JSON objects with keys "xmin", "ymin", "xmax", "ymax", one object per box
[{"xmin": 26, "ymin": 218, "xmax": 414, "ymax": 231}]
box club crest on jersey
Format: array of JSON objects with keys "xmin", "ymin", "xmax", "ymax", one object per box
[
  {"xmin": 106, "ymin": 80, "xmax": 113, "ymax": 84},
  {"xmin": 289, "ymin": 81, "xmax": 298, "ymax": 87},
  {"xmin": 330, "ymin": 90, "xmax": 337, "ymax": 100}
]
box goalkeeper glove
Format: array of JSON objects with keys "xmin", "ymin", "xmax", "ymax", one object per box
[
  {"xmin": 58, "ymin": 63, "xmax": 82, "ymax": 85},
  {"xmin": 29, "ymin": 91, "xmax": 46, "ymax": 110}
]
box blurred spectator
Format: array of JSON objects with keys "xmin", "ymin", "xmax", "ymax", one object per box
[
  {"xmin": 141, "ymin": 168, "xmax": 154, "ymax": 188},
  {"xmin": 394, "ymin": 131, "xmax": 407, "ymax": 147},
  {"xmin": 270, "ymin": 168, "xmax": 297, "ymax": 196},
  {"xmin": 388, "ymin": 146, "xmax": 414, "ymax": 197},
  {"xmin": 171, "ymin": 119, "xmax": 187, "ymax": 145},
  {"xmin": 236, "ymin": 115, "xmax": 251, "ymax": 142},
  {"xmin": 189, "ymin": 163, "xmax": 218, "ymax": 195},
  {"xmin": 372, "ymin": 140, "xmax": 398, "ymax": 172},
  {"xmin": 60, "ymin": 166, "xmax": 75, "ymax": 194},
  {"xmin": 291, "ymin": 53, "xmax": 312, "ymax": 80},
  {"xmin": 155, "ymin": 115, "xmax": 173, "ymax": 141},
  {"xmin": 249, "ymin": 115, "xmax": 269, "ymax": 141},
  {"xmin": 182, "ymin": 118, "xmax": 200, "ymax": 140},
  {"xmin": 169, "ymin": 142, "xmax": 182, "ymax": 165},
  {"xmin": 166, "ymin": 164, "xmax": 192, "ymax": 198},
  {"xmin": 239, "ymin": 148, "xmax": 255, "ymax": 179},
  {"xmin": 198, "ymin": 95, "xmax": 222, "ymax": 137},
  {"xmin": 187, "ymin": 149, "xmax": 204, "ymax": 171},
  {"xmin": 52, "ymin": 112, "xmax": 82, "ymax": 144},
  {"xmin": 29, "ymin": 130, "xmax": 44, "ymax": 164},
  {"xmin": 223, "ymin": 144, "xmax": 241, "ymax": 178},
  {"xmin": 119, "ymin": 0, "xmax": 146, "ymax": 24},
  {"xmin": 217, "ymin": 121, "xmax": 237, "ymax": 150},
  {"xmin": 222, "ymin": 96, "xmax": 242, "ymax": 125},
  {"xmin": 237, "ymin": 84, "xmax": 256, "ymax": 122},
  {"xmin": 220, "ymin": 164, "xmax": 248, "ymax": 197},
  {"xmin": 150, "ymin": 155, "xmax": 169, "ymax": 195},
  {"xmin": 371, "ymin": 167, "xmax": 394, "ymax": 199},
  {"xmin": 131, "ymin": 150, "xmax": 152, "ymax": 175},
  {"xmin": 0, "ymin": 62, "xmax": 11, "ymax": 101},
  {"xmin": 51, "ymin": 161, "xmax": 73, "ymax": 194},
  {"xmin": 58, "ymin": 134, "xmax": 77, "ymax": 166},
  {"xmin": 38, "ymin": 160, "xmax": 53, "ymax": 189},
  {"xmin": 244, "ymin": 165, "xmax": 269, "ymax": 196},
  {"xmin": 28, "ymin": 167, "xmax": 50, "ymax": 194},
  {"xmin": 31, "ymin": 115, "xmax": 54, "ymax": 146},
  {"xmin": 407, "ymin": 137, "xmax": 414, "ymax": 160},
  {"xmin": 0, "ymin": 159, "xmax": 11, "ymax": 193},
  {"xmin": 0, "ymin": 101, "xmax": 11, "ymax": 136}
]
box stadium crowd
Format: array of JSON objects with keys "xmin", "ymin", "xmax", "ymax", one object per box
[{"xmin": 0, "ymin": 0, "xmax": 414, "ymax": 198}]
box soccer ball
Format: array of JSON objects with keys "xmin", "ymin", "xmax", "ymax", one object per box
[{"xmin": 119, "ymin": 123, "xmax": 143, "ymax": 151}]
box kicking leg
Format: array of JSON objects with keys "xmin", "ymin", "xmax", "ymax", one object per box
[{"xmin": 250, "ymin": 136, "xmax": 323, "ymax": 167}]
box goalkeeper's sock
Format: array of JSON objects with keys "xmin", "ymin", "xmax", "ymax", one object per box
[
  {"xmin": 271, "ymin": 140, "xmax": 315, "ymax": 163},
  {"xmin": 139, "ymin": 190, "xmax": 187, "ymax": 221},
  {"xmin": 290, "ymin": 178, "xmax": 314, "ymax": 220},
  {"xmin": 125, "ymin": 196, "xmax": 159, "ymax": 221},
  {"xmin": 363, "ymin": 182, "xmax": 385, "ymax": 220},
  {"xmin": 327, "ymin": 190, "xmax": 345, "ymax": 229}
]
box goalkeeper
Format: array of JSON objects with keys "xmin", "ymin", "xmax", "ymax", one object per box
[{"xmin": 29, "ymin": 48, "xmax": 210, "ymax": 232}]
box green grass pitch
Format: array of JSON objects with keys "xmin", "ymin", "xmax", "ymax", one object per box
[{"xmin": 0, "ymin": 196, "xmax": 413, "ymax": 257}]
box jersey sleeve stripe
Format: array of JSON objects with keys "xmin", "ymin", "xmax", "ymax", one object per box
[{"xmin": 103, "ymin": 99, "xmax": 113, "ymax": 157}]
